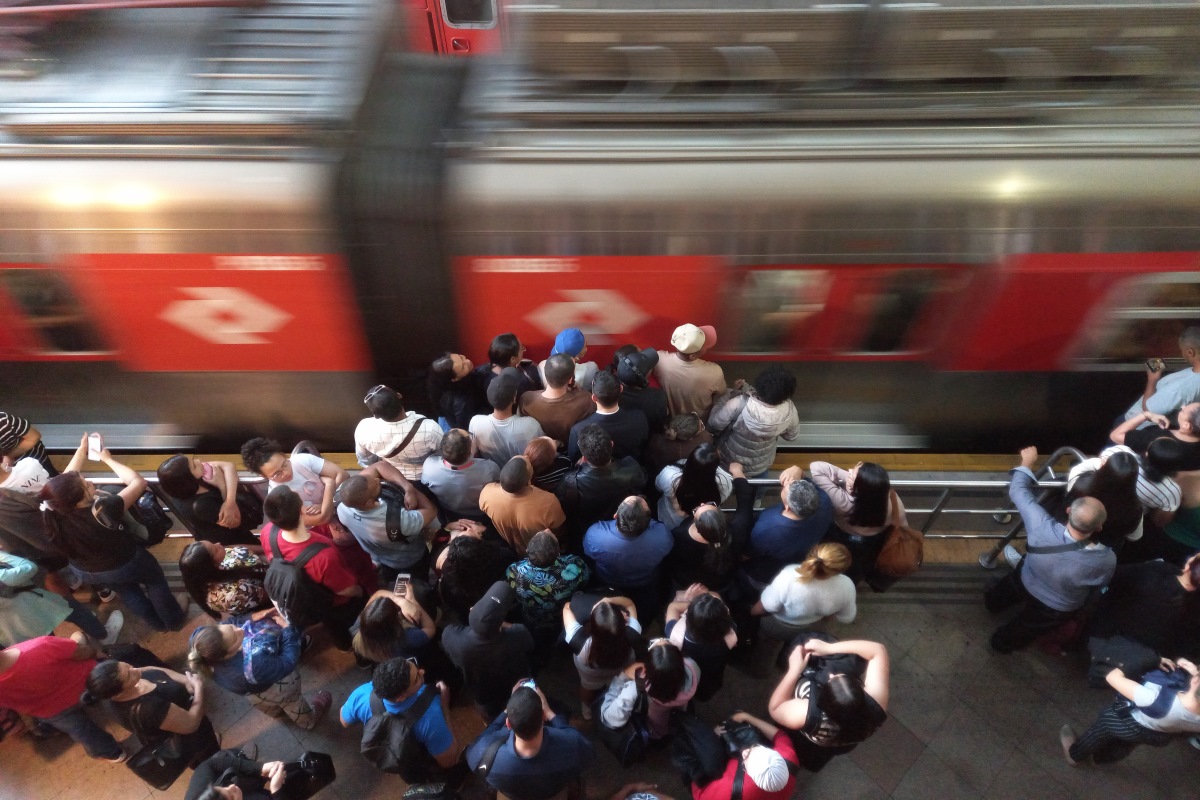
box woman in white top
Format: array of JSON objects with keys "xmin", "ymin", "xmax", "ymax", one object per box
[
  {"xmin": 655, "ymin": 443, "xmax": 733, "ymax": 529},
  {"xmin": 753, "ymin": 543, "xmax": 857, "ymax": 641}
]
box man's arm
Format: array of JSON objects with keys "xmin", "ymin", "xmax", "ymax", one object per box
[
  {"xmin": 1141, "ymin": 363, "xmax": 1165, "ymax": 413},
  {"xmin": 1008, "ymin": 450, "xmax": 1054, "ymax": 544}
]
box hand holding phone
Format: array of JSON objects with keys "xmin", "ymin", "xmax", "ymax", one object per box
[
  {"xmin": 393, "ymin": 573, "xmax": 411, "ymax": 597},
  {"xmin": 1146, "ymin": 357, "xmax": 1166, "ymax": 373},
  {"xmin": 87, "ymin": 433, "xmax": 104, "ymax": 462}
]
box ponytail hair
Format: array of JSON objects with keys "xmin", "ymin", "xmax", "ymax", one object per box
[
  {"xmin": 694, "ymin": 507, "xmax": 735, "ymax": 582},
  {"xmin": 83, "ymin": 660, "xmax": 126, "ymax": 705},
  {"xmin": 40, "ymin": 472, "xmax": 86, "ymax": 514},
  {"xmin": 187, "ymin": 625, "xmax": 225, "ymax": 677},
  {"xmin": 796, "ymin": 543, "xmax": 852, "ymax": 582}
]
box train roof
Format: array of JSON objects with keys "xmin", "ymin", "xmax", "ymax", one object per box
[{"xmin": 0, "ymin": 0, "xmax": 395, "ymax": 149}]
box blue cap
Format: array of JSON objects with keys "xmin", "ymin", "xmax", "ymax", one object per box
[{"xmin": 550, "ymin": 328, "xmax": 586, "ymax": 357}]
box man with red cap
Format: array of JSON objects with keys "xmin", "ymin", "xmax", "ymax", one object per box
[{"xmin": 654, "ymin": 324, "xmax": 727, "ymax": 420}]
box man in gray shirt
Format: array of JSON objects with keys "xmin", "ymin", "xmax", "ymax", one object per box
[
  {"xmin": 985, "ymin": 447, "xmax": 1116, "ymax": 653},
  {"xmin": 422, "ymin": 429, "xmax": 499, "ymax": 521}
]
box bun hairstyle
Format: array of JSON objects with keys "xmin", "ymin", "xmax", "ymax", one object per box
[
  {"xmin": 187, "ymin": 625, "xmax": 225, "ymax": 676},
  {"xmin": 796, "ymin": 543, "xmax": 852, "ymax": 582}
]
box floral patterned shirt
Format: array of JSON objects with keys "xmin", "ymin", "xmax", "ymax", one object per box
[{"xmin": 206, "ymin": 546, "xmax": 267, "ymax": 616}]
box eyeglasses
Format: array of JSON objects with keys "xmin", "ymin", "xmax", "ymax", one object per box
[
  {"xmin": 268, "ymin": 458, "xmax": 290, "ymax": 482},
  {"xmin": 692, "ymin": 503, "xmax": 718, "ymax": 516},
  {"xmin": 404, "ymin": 656, "xmax": 421, "ymax": 684},
  {"xmin": 364, "ymin": 384, "xmax": 389, "ymax": 404},
  {"xmin": 648, "ymin": 637, "xmax": 670, "ymax": 649}
]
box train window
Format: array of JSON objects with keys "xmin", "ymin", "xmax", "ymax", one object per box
[
  {"xmin": 0, "ymin": 269, "xmax": 110, "ymax": 354},
  {"xmin": 724, "ymin": 269, "xmax": 832, "ymax": 353},
  {"xmin": 1080, "ymin": 273, "xmax": 1200, "ymax": 365},
  {"xmin": 441, "ymin": 0, "xmax": 495, "ymax": 27},
  {"xmin": 848, "ymin": 269, "xmax": 942, "ymax": 354}
]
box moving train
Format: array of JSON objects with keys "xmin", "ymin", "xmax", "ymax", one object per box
[{"xmin": 2, "ymin": 0, "xmax": 1200, "ymax": 452}]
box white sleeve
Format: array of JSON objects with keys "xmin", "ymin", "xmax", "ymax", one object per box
[
  {"xmin": 600, "ymin": 673, "xmax": 639, "ymax": 729},
  {"xmin": 655, "ymin": 466, "xmax": 679, "ymax": 495},
  {"xmin": 627, "ymin": 616, "xmax": 643, "ymax": 635},
  {"xmin": 564, "ymin": 619, "xmax": 583, "ymax": 642},
  {"xmin": 716, "ymin": 468, "xmax": 734, "ymax": 502},
  {"xmin": 1132, "ymin": 683, "xmax": 1161, "ymax": 709}
]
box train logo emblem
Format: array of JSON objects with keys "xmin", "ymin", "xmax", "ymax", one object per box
[
  {"xmin": 160, "ymin": 287, "xmax": 293, "ymax": 345},
  {"xmin": 525, "ymin": 289, "xmax": 650, "ymax": 343}
]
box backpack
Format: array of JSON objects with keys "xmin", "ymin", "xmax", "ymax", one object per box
[
  {"xmin": 378, "ymin": 482, "xmax": 421, "ymax": 543},
  {"xmin": 594, "ymin": 684, "xmax": 651, "ymax": 768},
  {"xmin": 263, "ymin": 524, "xmax": 333, "ymax": 628},
  {"xmin": 130, "ymin": 490, "xmax": 174, "ymax": 547},
  {"xmin": 360, "ymin": 688, "xmax": 436, "ymax": 781},
  {"xmin": 787, "ymin": 632, "xmax": 876, "ymax": 748}
]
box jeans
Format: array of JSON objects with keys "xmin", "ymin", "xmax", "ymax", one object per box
[
  {"xmin": 64, "ymin": 596, "xmax": 108, "ymax": 640},
  {"xmin": 74, "ymin": 547, "xmax": 183, "ymax": 632},
  {"xmin": 41, "ymin": 705, "xmax": 122, "ymax": 760}
]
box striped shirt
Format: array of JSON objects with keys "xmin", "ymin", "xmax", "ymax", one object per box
[
  {"xmin": 0, "ymin": 413, "xmax": 44, "ymax": 464},
  {"xmin": 1070, "ymin": 446, "xmax": 1182, "ymax": 513}
]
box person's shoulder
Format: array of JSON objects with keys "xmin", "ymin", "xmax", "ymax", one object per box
[{"xmin": 293, "ymin": 452, "xmax": 324, "ymax": 471}]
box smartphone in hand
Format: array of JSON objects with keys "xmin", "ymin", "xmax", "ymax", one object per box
[
  {"xmin": 87, "ymin": 433, "xmax": 104, "ymax": 462},
  {"xmin": 1146, "ymin": 357, "xmax": 1166, "ymax": 373},
  {"xmin": 393, "ymin": 573, "xmax": 411, "ymax": 597}
]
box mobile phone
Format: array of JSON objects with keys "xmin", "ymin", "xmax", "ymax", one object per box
[
  {"xmin": 520, "ymin": 679, "xmax": 537, "ymax": 690},
  {"xmin": 1146, "ymin": 357, "xmax": 1166, "ymax": 372},
  {"xmin": 87, "ymin": 433, "xmax": 103, "ymax": 462},
  {"xmin": 393, "ymin": 573, "xmax": 411, "ymax": 597}
]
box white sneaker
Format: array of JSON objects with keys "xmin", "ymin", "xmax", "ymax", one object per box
[
  {"xmin": 1189, "ymin": 734, "xmax": 1200, "ymax": 751},
  {"xmin": 101, "ymin": 610, "xmax": 124, "ymax": 646},
  {"xmin": 1003, "ymin": 545, "xmax": 1023, "ymax": 569}
]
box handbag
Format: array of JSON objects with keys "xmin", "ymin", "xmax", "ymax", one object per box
[
  {"xmin": 594, "ymin": 685, "xmax": 652, "ymax": 768},
  {"xmin": 872, "ymin": 491, "xmax": 924, "ymax": 579},
  {"xmin": 275, "ymin": 751, "xmax": 337, "ymax": 800},
  {"xmin": 127, "ymin": 733, "xmax": 190, "ymax": 791},
  {"xmin": 1086, "ymin": 635, "xmax": 1161, "ymax": 689},
  {"xmin": 719, "ymin": 719, "xmax": 767, "ymax": 756}
]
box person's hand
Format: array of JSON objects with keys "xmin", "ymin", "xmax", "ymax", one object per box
[
  {"xmin": 683, "ymin": 583, "xmax": 708, "ymax": 602},
  {"xmin": 534, "ymin": 686, "xmax": 553, "ymax": 719},
  {"xmin": 728, "ymin": 462, "xmax": 745, "ymax": 480},
  {"xmin": 98, "ymin": 448, "xmax": 114, "ymax": 464},
  {"xmin": 1160, "ymin": 657, "xmax": 1177, "ymax": 672},
  {"xmin": 303, "ymin": 504, "xmax": 322, "ymax": 516},
  {"xmin": 395, "ymin": 595, "xmax": 421, "ymax": 625},
  {"xmin": 729, "ymin": 711, "xmax": 751, "ymax": 724},
  {"xmin": 846, "ymin": 461, "xmax": 864, "ymax": 491},
  {"xmin": 1, "ymin": 454, "xmax": 12, "ymax": 472},
  {"xmin": 184, "ymin": 671, "xmax": 204, "ymax": 693},
  {"xmin": 1145, "ymin": 412, "xmax": 1171, "ymax": 429},
  {"xmin": 403, "ymin": 490, "xmax": 420, "ymax": 511},
  {"xmin": 445, "ymin": 519, "xmax": 485, "ymax": 538},
  {"xmin": 262, "ymin": 761, "xmax": 287, "ymax": 794},
  {"xmin": 1019, "ymin": 446, "xmax": 1038, "ymax": 469},
  {"xmin": 733, "ymin": 378, "xmax": 746, "ymax": 390},
  {"xmin": 803, "ymin": 638, "xmax": 832, "ymax": 657},
  {"xmin": 787, "ymin": 645, "xmax": 811, "ymax": 673},
  {"xmin": 779, "ymin": 465, "xmax": 803, "ymax": 487},
  {"xmin": 1177, "ymin": 658, "xmax": 1198, "ymax": 677},
  {"xmin": 218, "ymin": 499, "xmax": 242, "ymax": 528}
]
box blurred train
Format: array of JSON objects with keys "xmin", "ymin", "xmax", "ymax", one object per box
[{"xmin": 3, "ymin": 0, "xmax": 1200, "ymax": 452}]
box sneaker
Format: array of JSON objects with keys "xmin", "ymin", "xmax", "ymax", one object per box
[
  {"xmin": 300, "ymin": 634, "xmax": 313, "ymax": 656},
  {"xmin": 101, "ymin": 610, "xmax": 124, "ymax": 646},
  {"xmin": 1003, "ymin": 545, "xmax": 1023, "ymax": 570},
  {"xmin": 103, "ymin": 750, "xmax": 130, "ymax": 764},
  {"xmin": 309, "ymin": 690, "xmax": 332, "ymax": 726},
  {"xmin": 1060, "ymin": 724, "xmax": 1079, "ymax": 766},
  {"xmin": 237, "ymin": 741, "xmax": 259, "ymax": 761},
  {"xmin": 1189, "ymin": 734, "xmax": 1200, "ymax": 751},
  {"xmin": 97, "ymin": 587, "xmax": 116, "ymax": 603}
]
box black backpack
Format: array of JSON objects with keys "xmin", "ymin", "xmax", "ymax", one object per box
[
  {"xmin": 263, "ymin": 524, "xmax": 334, "ymax": 628},
  {"xmin": 360, "ymin": 688, "xmax": 436, "ymax": 781}
]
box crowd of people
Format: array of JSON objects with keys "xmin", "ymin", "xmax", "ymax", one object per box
[{"xmin": 1, "ymin": 323, "xmax": 1200, "ymax": 797}]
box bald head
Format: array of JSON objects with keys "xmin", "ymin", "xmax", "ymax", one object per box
[{"xmin": 1067, "ymin": 496, "xmax": 1106, "ymax": 537}]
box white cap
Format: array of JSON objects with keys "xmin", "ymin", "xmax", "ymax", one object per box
[
  {"xmin": 743, "ymin": 745, "xmax": 789, "ymax": 793},
  {"xmin": 671, "ymin": 323, "xmax": 706, "ymax": 355}
]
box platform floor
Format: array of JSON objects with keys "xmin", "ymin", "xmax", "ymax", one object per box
[{"xmin": 2, "ymin": 551, "xmax": 1197, "ymax": 800}]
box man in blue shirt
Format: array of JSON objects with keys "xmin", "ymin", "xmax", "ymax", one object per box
[
  {"xmin": 340, "ymin": 656, "xmax": 458, "ymax": 773},
  {"xmin": 583, "ymin": 496, "xmax": 672, "ymax": 615},
  {"xmin": 742, "ymin": 467, "xmax": 834, "ymax": 587},
  {"xmin": 465, "ymin": 684, "xmax": 594, "ymax": 800},
  {"xmin": 985, "ymin": 447, "xmax": 1116, "ymax": 653}
]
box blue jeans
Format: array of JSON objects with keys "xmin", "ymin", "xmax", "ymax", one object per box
[
  {"xmin": 41, "ymin": 705, "xmax": 121, "ymax": 760},
  {"xmin": 74, "ymin": 547, "xmax": 183, "ymax": 632},
  {"xmin": 64, "ymin": 596, "xmax": 107, "ymax": 640}
]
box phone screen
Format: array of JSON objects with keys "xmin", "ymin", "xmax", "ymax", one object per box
[
  {"xmin": 394, "ymin": 573, "xmax": 410, "ymax": 596},
  {"xmin": 87, "ymin": 433, "xmax": 103, "ymax": 462}
]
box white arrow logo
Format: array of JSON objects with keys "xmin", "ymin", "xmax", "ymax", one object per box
[
  {"xmin": 525, "ymin": 290, "xmax": 651, "ymax": 344},
  {"xmin": 160, "ymin": 287, "xmax": 292, "ymax": 345}
]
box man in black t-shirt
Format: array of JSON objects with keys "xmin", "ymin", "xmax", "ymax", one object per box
[
  {"xmin": 566, "ymin": 372, "xmax": 649, "ymax": 463},
  {"xmin": 1110, "ymin": 402, "xmax": 1200, "ymax": 470}
]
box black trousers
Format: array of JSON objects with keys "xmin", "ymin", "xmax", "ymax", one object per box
[
  {"xmin": 984, "ymin": 568, "xmax": 1074, "ymax": 653},
  {"xmin": 1069, "ymin": 699, "xmax": 1173, "ymax": 763}
]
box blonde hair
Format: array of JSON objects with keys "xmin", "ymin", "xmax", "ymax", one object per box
[
  {"xmin": 795, "ymin": 543, "xmax": 851, "ymax": 582},
  {"xmin": 186, "ymin": 625, "xmax": 225, "ymax": 677}
]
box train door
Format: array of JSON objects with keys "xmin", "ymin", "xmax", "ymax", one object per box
[{"xmin": 415, "ymin": 0, "xmax": 501, "ymax": 55}]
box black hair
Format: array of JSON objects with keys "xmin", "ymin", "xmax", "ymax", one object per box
[
  {"xmin": 643, "ymin": 642, "xmax": 687, "ymax": 702},
  {"xmin": 263, "ymin": 485, "xmax": 302, "ymax": 530},
  {"xmin": 615, "ymin": 497, "xmax": 651, "ymax": 537},
  {"xmin": 674, "ymin": 443, "xmax": 722, "ymax": 514},
  {"xmin": 373, "ymin": 656, "xmax": 416, "ymax": 701},
  {"xmin": 1078, "ymin": 451, "xmax": 1142, "ymax": 547},
  {"xmin": 544, "ymin": 353, "xmax": 576, "ymax": 389},
  {"xmin": 694, "ymin": 507, "xmax": 735, "ymax": 581},
  {"xmin": 179, "ymin": 542, "xmax": 265, "ymax": 620},
  {"xmin": 429, "ymin": 352, "xmax": 458, "ymax": 409},
  {"xmin": 753, "ymin": 366, "xmax": 797, "ymax": 406},
  {"xmin": 83, "ymin": 660, "xmax": 126, "ymax": 704},
  {"xmin": 609, "ymin": 344, "xmax": 638, "ymax": 373},
  {"xmin": 500, "ymin": 457, "xmax": 532, "ymax": 493},
  {"xmin": 577, "ymin": 424, "xmax": 613, "ymax": 467},
  {"xmin": 587, "ymin": 601, "xmax": 633, "ymax": 671},
  {"xmin": 441, "ymin": 430, "xmax": 472, "ymax": 465},
  {"xmin": 489, "ymin": 333, "xmax": 522, "ymax": 368},
  {"xmin": 240, "ymin": 437, "xmax": 282, "ymax": 476},
  {"xmin": 590, "ymin": 371, "xmax": 620, "ymax": 406},
  {"xmin": 506, "ymin": 686, "xmax": 544, "ymax": 739},
  {"xmin": 1144, "ymin": 437, "xmax": 1187, "ymax": 482},
  {"xmin": 157, "ymin": 455, "xmax": 212, "ymax": 499},
  {"xmin": 819, "ymin": 674, "xmax": 872, "ymax": 742},
  {"xmin": 439, "ymin": 536, "xmax": 507, "ymax": 621},
  {"xmin": 686, "ymin": 593, "xmax": 733, "ymax": 645},
  {"xmin": 366, "ymin": 386, "xmax": 404, "ymax": 420},
  {"xmin": 847, "ymin": 463, "xmax": 890, "ymax": 528},
  {"xmin": 525, "ymin": 530, "xmax": 560, "ymax": 568}
]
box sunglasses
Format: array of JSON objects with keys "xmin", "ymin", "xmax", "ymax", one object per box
[{"xmin": 364, "ymin": 384, "xmax": 390, "ymax": 404}]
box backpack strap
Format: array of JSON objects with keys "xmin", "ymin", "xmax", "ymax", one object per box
[
  {"xmin": 290, "ymin": 541, "xmax": 330, "ymax": 569},
  {"xmin": 1025, "ymin": 539, "xmax": 1089, "ymax": 555},
  {"xmin": 382, "ymin": 417, "xmax": 426, "ymax": 460},
  {"xmin": 266, "ymin": 524, "xmax": 285, "ymax": 560},
  {"xmin": 474, "ymin": 731, "xmax": 507, "ymax": 776},
  {"xmin": 402, "ymin": 686, "xmax": 436, "ymax": 724},
  {"xmin": 369, "ymin": 691, "xmax": 386, "ymax": 718},
  {"xmin": 731, "ymin": 760, "xmax": 746, "ymax": 800}
]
